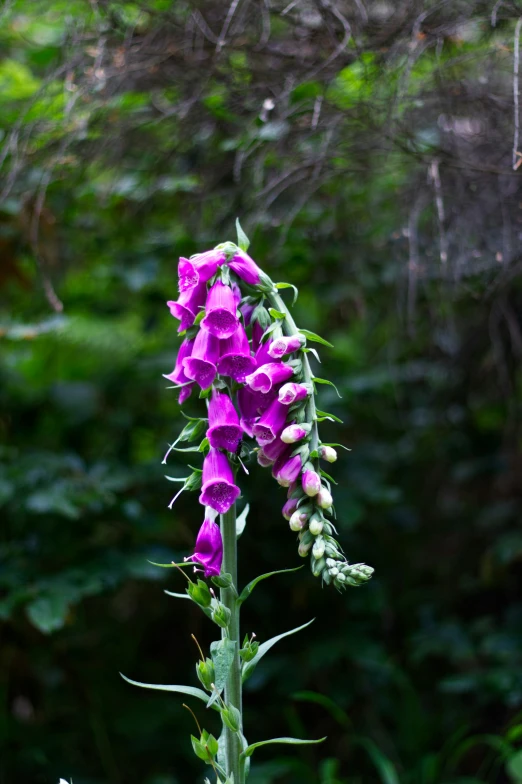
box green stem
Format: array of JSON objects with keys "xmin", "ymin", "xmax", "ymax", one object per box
[
  {"xmin": 267, "ymin": 290, "xmax": 319, "ymax": 463},
  {"xmin": 220, "ymin": 503, "xmax": 243, "ymax": 783}
]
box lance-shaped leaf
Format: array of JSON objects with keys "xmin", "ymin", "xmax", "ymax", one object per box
[
  {"xmin": 237, "ymin": 566, "xmax": 303, "ymax": 607},
  {"xmin": 312, "ymin": 377, "xmax": 342, "ymax": 399},
  {"xmin": 120, "ymin": 673, "xmax": 217, "ymax": 708},
  {"xmin": 315, "ymin": 408, "xmax": 343, "ymax": 424},
  {"xmin": 207, "ymin": 638, "xmax": 236, "ymax": 708},
  {"xmin": 275, "ymin": 281, "xmax": 298, "ymax": 305},
  {"xmin": 164, "ymin": 590, "xmax": 191, "ymax": 599},
  {"xmin": 242, "ymin": 619, "xmax": 315, "ymax": 683},
  {"xmin": 268, "ymin": 307, "xmax": 286, "ymax": 320},
  {"xmin": 236, "ymin": 503, "xmax": 249, "ymax": 539},
  {"xmin": 236, "ymin": 218, "xmax": 250, "ymax": 252},
  {"xmin": 241, "ymin": 735, "xmax": 326, "ymax": 759},
  {"xmin": 298, "ymin": 328, "xmax": 333, "ymax": 348}
]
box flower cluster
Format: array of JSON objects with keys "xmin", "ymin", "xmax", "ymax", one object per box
[{"xmin": 164, "ymin": 234, "xmax": 373, "ymax": 590}]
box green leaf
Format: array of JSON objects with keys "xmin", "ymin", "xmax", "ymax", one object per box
[
  {"xmin": 320, "ymin": 469, "xmax": 338, "ymax": 485},
  {"xmin": 237, "ymin": 566, "xmax": 303, "ymax": 606},
  {"xmin": 236, "ymin": 218, "xmax": 250, "ymax": 252},
  {"xmin": 507, "ymin": 750, "xmax": 522, "ymax": 782},
  {"xmin": 26, "ymin": 595, "xmax": 70, "ymax": 634},
  {"xmin": 268, "ymin": 308, "xmax": 286, "ymax": 320},
  {"xmin": 242, "ymin": 619, "xmax": 315, "ymax": 683},
  {"xmin": 303, "ymin": 347, "xmax": 321, "ymax": 363},
  {"xmin": 120, "ymin": 673, "xmax": 215, "ymax": 707},
  {"xmin": 164, "ymin": 590, "xmax": 191, "ymax": 599},
  {"xmin": 313, "ymin": 377, "xmax": 342, "ymax": 399},
  {"xmin": 208, "ymin": 638, "xmax": 237, "ymax": 708},
  {"xmin": 321, "ymin": 442, "xmax": 351, "ymax": 451},
  {"xmin": 241, "ymin": 735, "xmax": 326, "ymax": 759},
  {"xmin": 147, "ymin": 560, "xmax": 197, "ymax": 568},
  {"xmin": 298, "ymin": 329, "xmax": 333, "ymax": 348},
  {"xmin": 315, "ymin": 409, "xmax": 343, "ymax": 424},
  {"xmin": 236, "ymin": 503, "xmax": 249, "ymax": 539},
  {"xmin": 275, "ymin": 282, "xmax": 298, "ymax": 305}
]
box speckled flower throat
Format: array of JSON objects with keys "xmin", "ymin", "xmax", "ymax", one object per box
[{"xmin": 123, "ymin": 222, "xmax": 373, "ymax": 783}]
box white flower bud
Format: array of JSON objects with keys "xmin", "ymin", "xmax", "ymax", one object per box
[
  {"xmin": 308, "ymin": 515, "xmax": 324, "ymax": 535},
  {"xmin": 289, "ymin": 509, "xmax": 308, "ymax": 531},
  {"xmin": 316, "ymin": 487, "xmax": 333, "ymax": 509},
  {"xmin": 298, "ymin": 540, "xmax": 312, "ymax": 557},
  {"xmin": 319, "ymin": 445, "xmax": 337, "ymax": 463},
  {"xmin": 312, "ymin": 536, "xmax": 325, "ymax": 559}
]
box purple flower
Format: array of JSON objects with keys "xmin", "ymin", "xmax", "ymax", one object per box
[
  {"xmin": 281, "ymin": 423, "xmax": 311, "ymax": 444},
  {"xmin": 163, "ymin": 337, "xmax": 195, "ymax": 386},
  {"xmin": 192, "ymin": 513, "xmax": 223, "ymax": 577},
  {"xmin": 268, "ymin": 335, "xmax": 304, "ymax": 359},
  {"xmin": 254, "ymin": 339, "xmax": 277, "ymax": 369},
  {"xmin": 278, "ymin": 383, "xmax": 309, "ymax": 405},
  {"xmin": 245, "ymin": 362, "xmax": 294, "ymax": 394},
  {"xmin": 260, "ymin": 435, "xmax": 288, "ymax": 463},
  {"xmin": 178, "ymin": 384, "xmax": 193, "ymax": 405},
  {"xmin": 257, "ymin": 451, "xmax": 274, "ymax": 468},
  {"xmin": 237, "ymin": 386, "xmax": 276, "ymax": 435},
  {"xmin": 273, "ymin": 452, "xmax": 303, "ymax": 487},
  {"xmin": 178, "ymin": 249, "xmax": 224, "ymax": 293},
  {"xmin": 201, "ymin": 280, "xmax": 239, "ymax": 339},
  {"xmin": 252, "ymin": 398, "xmax": 289, "ymax": 446},
  {"xmin": 207, "ymin": 389, "xmax": 242, "ymax": 453},
  {"xmin": 252, "ymin": 320, "xmax": 264, "ymax": 352},
  {"xmin": 217, "ymin": 323, "xmax": 256, "ymax": 382},
  {"xmin": 167, "ymin": 281, "xmax": 207, "ymax": 333},
  {"xmin": 199, "ymin": 448, "xmax": 241, "ymax": 514},
  {"xmin": 183, "ymin": 327, "xmax": 220, "ymax": 389},
  {"xmin": 229, "ymin": 249, "xmax": 262, "ymax": 285},
  {"xmin": 282, "ymin": 497, "xmax": 299, "ymax": 520},
  {"xmin": 302, "ymin": 469, "xmax": 321, "ymax": 497}
]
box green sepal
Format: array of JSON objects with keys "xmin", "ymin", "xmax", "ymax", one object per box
[
  {"xmin": 298, "ymin": 329, "xmax": 333, "ymax": 348},
  {"xmin": 196, "ymin": 658, "xmax": 215, "ymax": 691},
  {"xmin": 236, "ymin": 503, "xmax": 249, "ymax": 539},
  {"xmin": 187, "ymin": 579, "xmax": 212, "ymax": 608},
  {"xmin": 120, "ymin": 673, "xmax": 216, "ymax": 708},
  {"xmin": 175, "ymin": 416, "xmax": 208, "ymax": 444},
  {"xmin": 207, "ymin": 638, "xmax": 236, "ymax": 708},
  {"xmin": 312, "ymin": 377, "xmax": 342, "ymax": 399},
  {"xmin": 239, "ymin": 633, "xmax": 259, "ymax": 662},
  {"xmin": 220, "ymin": 264, "xmax": 231, "ymax": 286},
  {"xmin": 236, "ymin": 218, "xmax": 250, "ymax": 252},
  {"xmin": 237, "ymin": 566, "xmax": 303, "ymax": 607},
  {"xmin": 191, "ymin": 730, "xmax": 219, "ymax": 762},
  {"xmin": 211, "ymin": 602, "xmax": 232, "ymax": 629},
  {"xmin": 212, "ymin": 572, "xmax": 233, "ymax": 589},
  {"xmin": 268, "ymin": 307, "xmax": 286, "ymax": 320},
  {"xmin": 275, "ymin": 281, "xmax": 298, "ymax": 305},
  {"xmin": 315, "ymin": 408, "xmax": 343, "ymax": 424},
  {"xmin": 199, "ymin": 386, "xmax": 213, "ymax": 400},
  {"xmin": 241, "ymin": 735, "xmax": 326, "ymax": 759},
  {"xmin": 194, "ymin": 309, "xmax": 206, "ymax": 326},
  {"xmin": 221, "ymin": 703, "xmax": 241, "ymax": 733},
  {"xmin": 303, "ymin": 347, "xmax": 321, "ymax": 363},
  {"xmin": 242, "ymin": 619, "xmax": 315, "ymax": 683}
]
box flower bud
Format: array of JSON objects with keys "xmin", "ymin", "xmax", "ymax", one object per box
[
  {"xmin": 308, "ymin": 513, "xmax": 324, "ymax": 536},
  {"xmin": 187, "ymin": 579, "xmax": 212, "ymax": 608},
  {"xmin": 196, "ymin": 658, "xmax": 215, "ymax": 691},
  {"xmin": 312, "ymin": 536, "xmax": 325, "ymax": 559},
  {"xmin": 282, "ymin": 497, "xmax": 298, "ymax": 520},
  {"xmin": 289, "ymin": 509, "xmax": 308, "ymax": 531},
  {"xmin": 316, "ymin": 487, "xmax": 333, "ymax": 509},
  {"xmin": 212, "ymin": 602, "xmax": 232, "ymax": 628},
  {"xmin": 278, "ymin": 382, "xmax": 310, "ymax": 405},
  {"xmin": 319, "ymin": 445, "xmax": 338, "ymax": 463},
  {"xmin": 281, "ymin": 423, "xmax": 312, "ymax": 444},
  {"xmin": 302, "ymin": 469, "xmax": 321, "ymax": 497},
  {"xmin": 311, "ymin": 556, "xmax": 326, "ymax": 577},
  {"xmin": 221, "ymin": 703, "xmax": 241, "ymax": 733},
  {"xmin": 298, "ymin": 540, "xmax": 312, "ymax": 557},
  {"xmin": 341, "ymin": 563, "xmax": 374, "ymax": 585}
]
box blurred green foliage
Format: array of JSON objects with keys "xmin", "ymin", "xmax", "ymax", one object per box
[{"xmin": 1, "ymin": 1, "xmax": 522, "ymax": 783}]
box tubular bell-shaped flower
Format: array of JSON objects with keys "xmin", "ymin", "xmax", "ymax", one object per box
[
  {"xmin": 192, "ymin": 511, "xmax": 223, "ymax": 577},
  {"xmin": 207, "ymin": 389, "xmax": 242, "ymax": 453},
  {"xmin": 163, "ymin": 337, "xmax": 195, "ymax": 386},
  {"xmin": 273, "ymin": 451, "xmax": 303, "ymax": 487},
  {"xmin": 199, "ymin": 447, "xmax": 240, "ymax": 514},
  {"xmin": 228, "ymin": 249, "xmax": 262, "ymax": 285},
  {"xmin": 167, "ymin": 280, "xmax": 207, "ymax": 332},
  {"xmin": 245, "ymin": 362, "xmax": 294, "ymax": 394},
  {"xmin": 183, "ymin": 327, "xmax": 220, "ymax": 389},
  {"xmin": 178, "ymin": 249, "xmax": 224, "ymax": 292},
  {"xmin": 281, "ymin": 422, "xmax": 312, "ymax": 444},
  {"xmin": 201, "ymin": 280, "xmax": 239, "ymax": 339},
  {"xmin": 252, "ymin": 398, "xmax": 289, "ymax": 446},
  {"xmin": 268, "ymin": 334, "xmax": 305, "ymax": 359},
  {"xmin": 278, "ymin": 382, "xmax": 310, "ymax": 405},
  {"xmin": 217, "ymin": 323, "xmax": 256, "ymax": 382}
]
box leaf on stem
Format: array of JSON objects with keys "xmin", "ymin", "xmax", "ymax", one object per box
[
  {"xmin": 315, "ymin": 408, "xmax": 343, "ymax": 424},
  {"xmin": 207, "ymin": 638, "xmax": 237, "ymax": 708},
  {"xmin": 236, "ymin": 218, "xmax": 250, "ymax": 252},
  {"xmin": 236, "ymin": 503, "xmax": 249, "ymax": 539},
  {"xmin": 298, "ymin": 329, "xmax": 333, "ymax": 348},
  {"xmin": 120, "ymin": 673, "xmax": 214, "ymax": 707},
  {"xmin": 268, "ymin": 308, "xmax": 286, "ymax": 320},
  {"xmin": 275, "ymin": 281, "xmax": 299, "ymax": 305},
  {"xmin": 237, "ymin": 566, "xmax": 303, "ymax": 606},
  {"xmin": 164, "ymin": 590, "xmax": 191, "ymax": 599},
  {"xmin": 312, "ymin": 377, "xmax": 342, "ymax": 399},
  {"xmin": 241, "ymin": 735, "xmax": 326, "ymax": 759},
  {"xmin": 242, "ymin": 619, "xmax": 315, "ymax": 683}
]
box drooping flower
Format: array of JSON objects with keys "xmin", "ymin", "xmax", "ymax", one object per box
[
  {"xmin": 302, "ymin": 468, "xmax": 321, "ymax": 497},
  {"xmin": 178, "ymin": 249, "xmax": 224, "ymax": 292},
  {"xmin": 237, "ymin": 386, "xmax": 276, "ymax": 435},
  {"xmin": 167, "ymin": 281, "xmax": 207, "ymax": 333},
  {"xmin": 282, "ymin": 497, "xmax": 299, "ymax": 520},
  {"xmin": 278, "ymin": 382, "xmax": 310, "ymax": 405},
  {"xmin": 259, "ymin": 435, "xmax": 288, "ymax": 464},
  {"xmin": 245, "ymin": 363, "xmax": 294, "ymax": 394},
  {"xmin": 199, "ymin": 447, "xmax": 241, "ymax": 514},
  {"xmin": 163, "ymin": 337, "xmax": 195, "ymax": 386},
  {"xmin": 192, "ymin": 512, "xmax": 223, "ymax": 577},
  {"xmin": 280, "ymin": 423, "xmax": 312, "ymax": 444},
  {"xmin": 268, "ymin": 335, "xmax": 305, "ymax": 360},
  {"xmin": 252, "ymin": 398, "xmax": 289, "ymax": 446},
  {"xmin": 273, "ymin": 451, "xmax": 303, "ymax": 487},
  {"xmin": 201, "ymin": 280, "xmax": 239, "ymax": 339},
  {"xmin": 183, "ymin": 327, "xmax": 220, "ymax": 389},
  {"xmin": 207, "ymin": 389, "xmax": 243, "ymax": 453},
  {"xmin": 217, "ymin": 323, "xmax": 256, "ymax": 382},
  {"xmin": 229, "ymin": 249, "xmax": 262, "ymax": 285}
]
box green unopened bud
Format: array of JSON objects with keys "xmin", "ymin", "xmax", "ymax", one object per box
[
  {"xmin": 185, "ymin": 470, "xmax": 203, "ymax": 492},
  {"xmin": 221, "ymin": 703, "xmax": 241, "ymax": 733},
  {"xmin": 317, "ymin": 487, "xmax": 333, "ymax": 509},
  {"xmin": 187, "ymin": 579, "xmax": 212, "ymax": 608},
  {"xmin": 319, "ymin": 445, "xmax": 338, "ymax": 463},
  {"xmin": 341, "ymin": 563, "xmax": 374, "ymax": 585},
  {"xmin": 312, "ymin": 536, "xmax": 325, "ymax": 559},
  {"xmin": 239, "ymin": 632, "xmax": 259, "ymax": 662},
  {"xmin": 196, "ymin": 658, "xmax": 215, "ymax": 691},
  {"xmin": 298, "ymin": 540, "xmax": 312, "ymax": 557},
  {"xmin": 191, "ymin": 730, "xmax": 219, "ymax": 762},
  {"xmin": 212, "ymin": 572, "xmax": 233, "ymax": 589},
  {"xmin": 335, "ymin": 572, "xmax": 346, "ymax": 583},
  {"xmin": 325, "ymin": 543, "xmax": 341, "ymax": 558},
  {"xmin": 212, "ymin": 603, "xmax": 232, "ymax": 628},
  {"xmin": 308, "ymin": 512, "xmax": 324, "ymax": 536},
  {"xmin": 311, "ymin": 556, "xmax": 326, "ymax": 577}
]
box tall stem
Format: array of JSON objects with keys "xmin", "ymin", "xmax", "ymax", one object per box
[{"xmin": 220, "ymin": 503, "xmax": 242, "ymax": 782}]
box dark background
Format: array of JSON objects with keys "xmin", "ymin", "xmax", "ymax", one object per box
[{"xmin": 1, "ymin": 2, "xmax": 522, "ymax": 783}]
